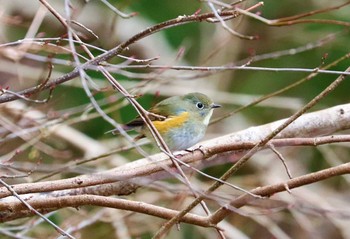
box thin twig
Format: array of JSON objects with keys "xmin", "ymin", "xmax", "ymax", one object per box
[
  {"xmin": 100, "ymin": 0, "xmax": 137, "ymax": 18},
  {"xmin": 1, "ymin": 163, "xmax": 349, "ymax": 224},
  {"xmin": 207, "ymin": 1, "xmax": 256, "ymax": 39},
  {"xmin": 153, "ymin": 66, "xmax": 349, "ymax": 238},
  {"xmin": 210, "ymin": 51, "xmax": 350, "ymax": 124},
  {"xmin": 0, "ymin": 179, "xmax": 75, "ymax": 239},
  {"xmin": 60, "ymin": 0, "xmax": 218, "ymax": 234},
  {"xmin": 0, "ymin": 6, "xmax": 253, "ymax": 104},
  {"xmin": 235, "ymin": 1, "xmax": 350, "ymax": 26},
  {"xmin": 208, "ymin": 162, "xmax": 350, "ymax": 224},
  {"xmin": 268, "ymin": 143, "xmax": 293, "ymax": 179},
  {"xmin": 2, "ymin": 129, "xmax": 350, "ymax": 200}
]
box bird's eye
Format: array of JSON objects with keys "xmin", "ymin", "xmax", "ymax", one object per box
[{"xmin": 196, "ymin": 102, "xmax": 204, "ymax": 109}]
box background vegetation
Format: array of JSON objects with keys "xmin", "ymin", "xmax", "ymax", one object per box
[{"xmin": 0, "ymin": 0, "xmax": 350, "ymax": 238}]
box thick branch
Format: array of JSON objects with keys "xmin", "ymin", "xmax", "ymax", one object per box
[
  {"xmin": 208, "ymin": 162, "xmax": 350, "ymax": 224},
  {"xmin": 1, "ymin": 163, "xmax": 349, "ymax": 223},
  {"xmin": 0, "ymin": 103, "xmax": 349, "ymax": 198},
  {"xmin": 0, "ymin": 195, "xmax": 210, "ymax": 225}
]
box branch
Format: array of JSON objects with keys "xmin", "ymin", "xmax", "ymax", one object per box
[
  {"xmin": 208, "ymin": 162, "xmax": 350, "ymax": 224},
  {"xmin": 236, "ymin": 1, "xmax": 350, "ymax": 27},
  {"xmin": 0, "ymin": 179, "xmax": 74, "ymax": 238},
  {"xmin": 1, "ymin": 163, "xmax": 348, "ymax": 224},
  {"xmin": 0, "ymin": 195, "xmax": 210, "ymax": 226},
  {"xmin": 0, "ymin": 8, "xmax": 249, "ymax": 104},
  {"xmin": 0, "ymin": 103, "xmax": 349, "ymax": 199},
  {"xmin": 153, "ymin": 66, "xmax": 349, "ymax": 238}
]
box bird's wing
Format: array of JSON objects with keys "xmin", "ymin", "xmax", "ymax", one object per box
[{"xmin": 107, "ymin": 97, "xmax": 179, "ymax": 135}]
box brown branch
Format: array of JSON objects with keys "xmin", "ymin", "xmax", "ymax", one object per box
[
  {"xmin": 0, "ymin": 8, "xmax": 247, "ymax": 104},
  {"xmin": 1, "ymin": 134, "xmax": 350, "ymax": 201},
  {"xmin": 268, "ymin": 143, "xmax": 293, "ymax": 179},
  {"xmin": 274, "ymin": 1, "xmax": 350, "ymax": 22},
  {"xmin": 153, "ymin": 67, "xmax": 349, "ymax": 238},
  {"xmin": 236, "ymin": 1, "xmax": 350, "ymax": 27},
  {"xmin": 0, "ymin": 2, "xmax": 348, "ymax": 105},
  {"xmin": 208, "ymin": 162, "xmax": 350, "ymax": 224},
  {"xmin": 1, "ymin": 163, "xmax": 349, "ymax": 224},
  {"xmin": 0, "ymin": 195, "xmax": 211, "ymax": 226},
  {"xmin": 0, "ymin": 179, "xmax": 74, "ymax": 238},
  {"xmin": 41, "ymin": 1, "xmax": 214, "ymax": 223},
  {"xmin": 211, "ymin": 50, "xmax": 350, "ymax": 124},
  {"xmin": 1, "ymin": 102, "xmax": 350, "ymax": 199}
]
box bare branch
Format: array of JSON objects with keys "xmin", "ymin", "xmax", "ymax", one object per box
[
  {"xmin": 0, "ymin": 179, "xmax": 74, "ymax": 238},
  {"xmin": 153, "ymin": 67, "xmax": 349, "ymax": 237},
  {"xmin": 0, "ymin": 5, "xmax": 254, "ymax": 104},
  {"xmin": 1, "ymin": 163, "xmax": 348, "ymax": 225},
  {"xmin": 1, "ymin": 103, "xmax": 350, "ymax": 198},
  {"xmin": 208, "ymin": 162, "xmax": 350, "ymax": 224}
]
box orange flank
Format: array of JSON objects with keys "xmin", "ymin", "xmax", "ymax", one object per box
[{"xmin": 152, "ymin": 112, "xmax": 189, "ymax": 134}]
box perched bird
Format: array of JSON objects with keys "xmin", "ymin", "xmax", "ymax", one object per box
[{"xmin": 115, "ymin": 92, "xmax": 220, "ymax": 151}]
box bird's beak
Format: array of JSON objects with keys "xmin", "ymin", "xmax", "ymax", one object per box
[{"xmin": 211, "ymin": 103, "xmax": 221, "ymax": 109}]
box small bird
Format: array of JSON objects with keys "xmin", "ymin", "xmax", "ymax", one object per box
[{"xmin": 116, "ymin": 92, "xmax": 221, "ymax": 151}]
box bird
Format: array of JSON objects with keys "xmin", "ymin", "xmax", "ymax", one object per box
[{"xmin": 114, "ymin": 92, "xmax": 221, "ymax": 151}]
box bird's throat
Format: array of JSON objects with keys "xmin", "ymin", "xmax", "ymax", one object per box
[{"xmin": 203, "ymin": 109, "xmax": 213, "ymax": 126}]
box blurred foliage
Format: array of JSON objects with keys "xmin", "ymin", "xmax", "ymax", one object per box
[{"xmin": 0, "ymin": 0, "xmax": 350, "ymax": 238}]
